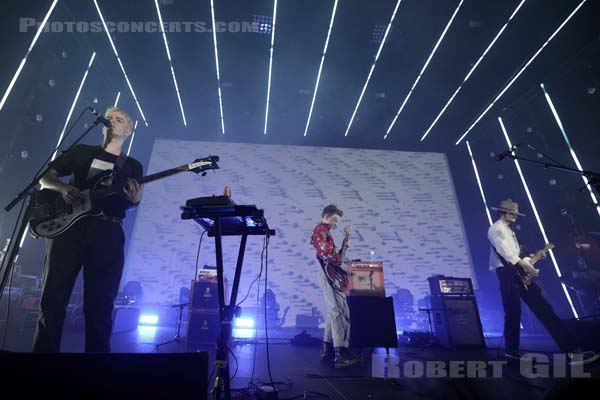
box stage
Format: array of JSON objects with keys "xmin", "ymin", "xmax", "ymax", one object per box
[{"xmin": 3, "ymin": 325, "xmax": 599, "ymax": 399}]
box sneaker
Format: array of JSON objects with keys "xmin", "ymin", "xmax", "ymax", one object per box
[
  {"xmin": 567, "ymin": 351, "xmax": 600, "ymax": 366},
  {"xmin": 334, "ymin": 347, "xmax": 362, "ymax": 369}
]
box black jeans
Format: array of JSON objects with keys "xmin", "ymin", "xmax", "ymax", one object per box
[
  {"xmin": 496, "ymin": 266, "xmax": 576, "ymax": 353},
  {"xmin": 33, "ymin": 217, "xmax": 125, "ymax": 353}
]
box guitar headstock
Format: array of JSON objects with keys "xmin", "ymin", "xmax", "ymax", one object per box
[
  {"xmin": 189, "ymin": 155, "xmax": 220, "ymax": 176},
  {"xmin": 536, "ymin": 243, "xmax": 555, "ymax": 258}
]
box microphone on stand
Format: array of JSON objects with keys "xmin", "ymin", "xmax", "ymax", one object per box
[
  {"xmin": 495, "ymin": 143, "xmax": 524, "ymax": 161},
  {"xmin": 88, "ymin": 107, "xmax": 112, "ymax": 128}
]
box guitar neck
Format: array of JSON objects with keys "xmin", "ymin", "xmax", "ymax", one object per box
[
  {"xmin": 94, "ymin": 164, "xmax": 192, "ymax": 199},
  {"xmin": 139, "ymin": 164, "xmax": 190, "ymax": 184},
  {"xmin": 340, "ymin": 232, "xmax": 350, "ymax": 261},
  {"xmin": 529, "ymin": 247, "xmax": 553, "ymax": 265}
]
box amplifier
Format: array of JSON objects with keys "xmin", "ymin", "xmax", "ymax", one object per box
[
  {"xmin": 428, "ymin": 276, "xmax": 474, "ymax": 296},
  {"xmin": 430, "ymin": 296, "xmax": 485, "ymax": 348},
  {"xmin": 185, "ymin": 310, "xmax": 220, "ymax": 350},
  {"xmin": 189, "ymin": 278, "xmax": 228, "ymax": 311},
  {"xmin": 347, "ymin": 261, "xmax": 385, "ymax": 296}
]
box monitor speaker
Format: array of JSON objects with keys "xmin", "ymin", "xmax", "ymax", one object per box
[{"xmin": 0, "ymin": 352, "xmax": 209, "ymax": 399}]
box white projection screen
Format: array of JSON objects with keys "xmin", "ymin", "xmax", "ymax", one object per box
[{"xmin": 124, "ymin": 139, "xmax": 474, "ymax": 330}]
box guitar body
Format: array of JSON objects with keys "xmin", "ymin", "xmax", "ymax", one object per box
[
  {"xmin": 324, "ymin": 263, "xmax": 348, "ymax": 292},
  {"xmin": 323, "ymin": 228, "xmax": 351, "ymax": 292},
  {"xmin": 516, "ymin": 243, "xmax": 554, "ymax": 287},
  {"xmin": 28, "ymin": 155, "xmax": 220, "ymax": 239},
  {"xmin": 29, "ymin": 171, "xmax": 112, "ymax": 238}
]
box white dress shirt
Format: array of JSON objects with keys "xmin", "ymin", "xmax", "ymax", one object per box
[{"xmin": 488, "ymin": 219, "xmax": 522, "ymax": 270}]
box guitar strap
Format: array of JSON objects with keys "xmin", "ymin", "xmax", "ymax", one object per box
[{"xmin": 115, "ymin": 153, "xmax": 127, "ymax": 170}]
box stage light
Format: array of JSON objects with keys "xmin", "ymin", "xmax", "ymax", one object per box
[
  {"xmin": 48, "ymin": 79, "xmax": 56, "ymax": 88},
  {"xmin": 114, "ymin": 91, "xmax": 121, "ymax": 107},
  {"xmin": 139, "ymin": 314, "xmax": 159, "ymax": 325},
  {"xmin": 456, "ymin": 0, "xmax": 588, "ymax": 145},
  {"xmin": 263, "ymin": 0, "xmax": 278, "ymax": 135},
  {"xmin": 234, "ymin": 317, "xmax": 255, "ymax": 328},
  {"xmin": 210, "ymin": 0, "xmax": 226, "ymax": 135},
  {"xmin": 540, "ymin": 83, "xmax": 600, "ymax": 217},
  {"xmin": 253, "ymin": 15, "xmax": 273, "ymax": 35},
  {"xmin": 21, "ymin": 150, "xmax": 29, "ymax": 159},
  {"xmin": 0, "ymin": 0, "xmax": 58, "ymax": 114},
  {"xmin": 371, "ymin": 24, "xmax": 386, "ymax": 45},
  {"xmin": 466, "ymin": 140, "xmax": 493, "ymax": 226},
  {"xmin": 344, "ymin": 0, "xmax": 403, "ymax": 137},
  {"xmin": 35, "ymin": 114, "xmax": 43, "ymax": 123},
  {"xmin": 233, "ymin": 317, "xmax": 256, "ymax": 339},
  {"xmin": 127, "ymin": 120, "xmax": 139, "ymax": 156},
  {"xmin": 154, "ymin": 0, "xmax": 187, "ymax": 127},
  {"xmin": 385, "ymin": 0, "xmax": 464, "ymax": 140},
  {"xmin": 419, "ymin": 0, "xmax": 527, "ymax": 142},
  {"xmin": 303, "ymin": 0, "xmax": 339, "ymax": 137},
  {"xmin": 92, "ymin": 0, "xmax": 148, "ymax": 126},
  {"xmin": 498, "ymin": 116, "xmax": 579, "ymax": 318}
]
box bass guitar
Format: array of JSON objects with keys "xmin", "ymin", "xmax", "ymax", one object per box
[
  {"xmin": 324, "ymin": 225, "xmax": 351, "ymax": 292},
  {"xmin": 28, "ymin": 155, "xmax": 219, "ymax": 238}
]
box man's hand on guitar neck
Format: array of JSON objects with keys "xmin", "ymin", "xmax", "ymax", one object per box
[{"xmin": 123, "ymin": 178, "xmax": 142, "ymax": 204}]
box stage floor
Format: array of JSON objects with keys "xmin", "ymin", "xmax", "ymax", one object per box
[{"xmin": 3, "ymin": 325, "xmax": 599, "ymax": 399}]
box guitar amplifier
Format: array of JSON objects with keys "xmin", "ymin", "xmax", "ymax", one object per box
[
  {"xmin": 347, "ymin": 261, "xmax": 385, "ymax": 296},
  {"xmin": 189, "ymin": 276, "xmax": 228, "ymax": 311},
  {"xmin": 430, "ymin": 296, "xmax": 485, "ymax": 348},
  {"xmin": 185, "ymin": 310, "xmax": 220, "ymax": 350},
  {"xmin": 428, "ymin": 275, "xmax": 474, "ymax": 296}
]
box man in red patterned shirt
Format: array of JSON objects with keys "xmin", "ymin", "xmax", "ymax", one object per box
[{"xmin": 311, "ymin": 204, "xmax": 361, "ymax": 368}]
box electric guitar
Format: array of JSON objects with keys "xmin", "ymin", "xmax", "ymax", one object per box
[
  {"xmin": 518, "ymin": 243, "xmax": 554, "ymax": 286},
  {"xmin": 324, "ymin": 226, "xmax": 351, "ymax": 292},
  {"xmin": 28, "ymin": 155, "xmax": 219, "ymax": 238}
]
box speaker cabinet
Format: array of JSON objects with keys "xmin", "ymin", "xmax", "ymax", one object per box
[
  {"xmin": 0, "ymin": 352, "xmax": 209, "ymax": 399},
  {"xmin": 562, "ymin": 318, "xmax": 600, "ymax": 351},
  {"xmin": 348, "ymin": 296, "xmax": 398, "ymax": 349},
  {"xmin": 186, "ymin": 310, "xmax": 220, "ymax": 350},
  {"xmin": 112, "ymin": 306, "xmax": 140, "ymax": 333},
  {"xmin": 431, "ymin": 296, "xmax": 485, "ymax": 348},
  {"xmin": 190, "ymin": 279, "xmax": 221, "ymax": 310}
]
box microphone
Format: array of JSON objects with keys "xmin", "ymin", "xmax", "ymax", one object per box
[
  {"xmin": 88, "ymin": 107, "xmax": 112, "ymax": 128},
  {"xmin": 495, "ymin": 143, "xmax": 524, "ymax": 161}
]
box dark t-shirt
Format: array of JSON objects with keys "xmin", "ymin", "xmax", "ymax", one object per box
[{"xmin": 48, "ymin": 144, "xmax": 143, "ymax": 219}]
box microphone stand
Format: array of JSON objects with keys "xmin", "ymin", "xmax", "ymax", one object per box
[
  {"xmin": 155, "ymin": 303, "xmax": 188, "ymax": 349},
  {"xmin": 504, "ymin": 152, "xmax": 600, "ymax": 198},
  {"xmin": 0, "ymin": 116, "xmax": 104, "ymax": 307}
]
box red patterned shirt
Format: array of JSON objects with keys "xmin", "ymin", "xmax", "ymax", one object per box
[{"xmin": 311, "ymin": 223, "xmax": 341, "ymax": 266}]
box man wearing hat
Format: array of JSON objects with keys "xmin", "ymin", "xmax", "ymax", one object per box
[{"xmin": 488, "ymin": 199, "xmax": 596, "ymax": 364}]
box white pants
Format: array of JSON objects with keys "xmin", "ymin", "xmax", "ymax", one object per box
[{"xmin": 319, "ymin": 268, "xmax": 350, "ymax": 348}]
